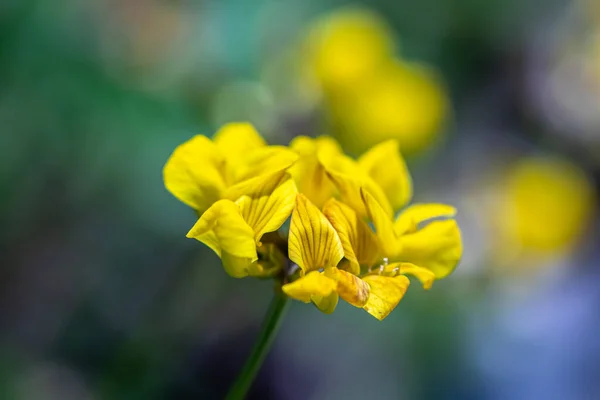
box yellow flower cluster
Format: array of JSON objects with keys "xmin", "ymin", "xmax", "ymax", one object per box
[
  {"xmin": 303, "ymin": 8, "xmax": 449, "ymax": 155},
  {"xmin": 164, "ymin": 123, "xmax": 462, "ymax": 320}
]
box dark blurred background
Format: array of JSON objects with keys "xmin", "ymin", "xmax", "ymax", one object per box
[{"xmin": 2, "ymin": 0, "xmax": 600, "ymax": 399}]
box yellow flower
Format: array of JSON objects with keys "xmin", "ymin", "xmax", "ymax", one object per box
[
  {"xmin": 494, "ymin": 156, "xmax": 595, "ymax": 259},
  {"xmin": 302, "ymin": 8, "xmax": 449, "ymax": 155},
  {"xmin": 164, "ymin": 123, "xmax": 463, "ymax": 320},
  {"xmin": 281, "ymin": 139, "xmax": 461, "ymax": 320},
  {"xmin": 361, "ymin": 189, "xmax": 462, "ymax": 280},
  {"xmin": 283, "ymin": 193, "xmax": 447, "ymax": 321},
  {"xmin": 163, "ymin": 122, "xmax": 298, "ymax": 215},
  {"xmin": 304, "ymin": 7, "xmax": 395, "ymax": 92},
  {"xmin": 332, "ymin": 61, "xmax": 449, "ymax": 155}
]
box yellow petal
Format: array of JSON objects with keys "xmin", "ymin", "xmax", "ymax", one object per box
[
  {"xmin": 397, "ymin": 219, "xmax": 462, "ymax": 279},
  {"xmin": 232, "ymin": 146, "xmax": 299, "ymax": 183},
  {"xmin": 163, "ymin": 135, "xmax": 226, "ymax": 214},
  {"xmin": 223, "ymin": 146, "xmax": 299, "ymax": 202},
  {"xmin": 224, "ymin": 170, "xmax": 288, "ymax": 203},
  {"xmin": 288, "ymin": 136, "xmax": 341, "ymax": 208},
  {"xmin": 388, "ymin": 262, "xmax": 436, "ymax": 290},
  {"xmin": 186, "ymin": 200, "xmax": 257, "ymax": 278},
  {"xmin": 213, "ymin": 122, "xmax": 266, "ymax": 165},
  {"xmin": 394, "ymin": 203, "xmax": 457, "ymax": 235},
  {"xmin": 311, "ymin": 291, "xmax": 339, "ymax": 314},
  {"xmin": 362, "ymin": 274, "xmax": 410, "ymax": 320},
  {"xmin": 236, "ymin": 177, "xmax": 297, "ymax": 242},
  {"xmin": 361, "ymin": 189, "xmax": 402, "ymax": 258},
  {"xmin": 288, "ymin": 194, "xmax": 344, "ymax": 274},
  {"xmin": 323, "ymin": 198, "xmax": 379, "ymax": 275},
  {"xmin": 325, "ymin": 154, "xmax": 393, "ymax": 218},
  {"xmin": 358, "ymin": 139, "xmax": 412, "ymax": 210},
  {"xmin": 221, "ymin": 252, "xmax": 258, "ymax": 279},
  {"xmin": 324, "ymin": 267, "xmax": 370, "ymax": 307},
  {"xmin": 282, "ymin": 271, "xmax": 337, "ymax": 302},
  {"xmin": 290, "ymin": 135, "xmax": 342, "ymax": 160}
]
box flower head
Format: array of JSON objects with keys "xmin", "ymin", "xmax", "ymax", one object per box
[{"xmin": 164, "ymin": 123, "xmax": 462, "ymax": 320}]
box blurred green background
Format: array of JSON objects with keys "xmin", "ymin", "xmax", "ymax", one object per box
[{"xmin": 2, "ymin": 0, "xmax": 600, "ymax": 399}]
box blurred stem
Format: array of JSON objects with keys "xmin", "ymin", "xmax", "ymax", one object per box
[{"xmin": 226, "ymin": 285, "xmax": 289, "ymax": 400}]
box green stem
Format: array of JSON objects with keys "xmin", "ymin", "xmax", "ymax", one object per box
[{"xmin": 226, "ymin": 287, "xmax": 289, "ymax": 400}]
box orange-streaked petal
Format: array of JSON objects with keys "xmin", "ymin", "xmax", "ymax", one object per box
[
  {"xmin": 186, "ymin": 200, "xmax": 257, "ymax": 278},
  {"xmin": 397, "ymin": 219, "xmax": 462, "ymax": 279},
  {"xmin": 325, "ymin": 154, "xmax": 393, "ymax": 218},
  {"xmin": 288, "ymin": 194, "xmax": 344, "ymax": 274},
  {"xmin": 236, "ymin": 176, "xmax": 297, "ymax": 243},
  {"xmin": 324, "ymin": 267, "xmax": 370, "ymax": 307},
  {"xmin": 323, "ymin": 198, "xmax": 379, "ymax": 275},
  {"xmin": 394, "ymin": 203, "xmax": 457, "ymax": 235},
  {"xmin": 358, "ymin": 139, "xmax": 412, "ymax": 210},
  {"xmin": 163, "ymin": 135, "xmax": 226, "ymax": 214},
  {"xmin": 282, "ymin": 271, "xmax": 337, "ymax": 302},
  {"xmin": 362, "ymin": 274, "xmax": 410, "ymax": 320},
  {"xmin": 361, "ymin": 189, "xmax": 401, "ymax": 258}
]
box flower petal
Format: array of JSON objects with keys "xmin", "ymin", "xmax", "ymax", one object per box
[
  {"xmin": 236, "ymin": 176, "xmax": 297, "ymax": 243},
  {"xmin": 213, "ymin": 122, "xmax": 266, "ymax": 165},
  {"xmin": 358, "ymin": 139, "xmax": 412, "ymax": 211},
  {"xmin": 163, "ymin": 135, "xmax": 226, "ymax": 214},
  {"xmin": 311, "ymin": 292, "xmax": 339, "ymax": 314},
  {"xmin": 323, "ymin": 198, "xmax": 379, "ymax": 275},
  {"xmin": 288, "ymin": 136, "xmax": 341, "ymax": 208},
  {"xmin": 186, "ymin": 200, "xmax": 257, "ymax": 278},
  {"xmin": 361, "ymin": 189, "xmax": 402, "ymax": 258},
  {"xmin": 388, "ymin": 262, "xmax": 436, "ymax": 290},
  {"xmin": 397, "ymin": 219, "xmax": 462, "ymax": 279},
  {"xmin": 325, "ymin": 154, "xmax": 393, "ymax": 218},
  {"xmin": 232, "ymin": 146, "xmax": 299, "ymax": 183},
  {"xmin": 224, "ymin": 170, "xmax": 287, "ymax": 203},
  {"xmin": 223, "ymin": 146, "xmax": 299, "ymax": 202},
  {"xmin": 221, "ymin": 252, "xmax": 259, "ymax": 279},
  {"xmin": 282, "ymin": 270, "xmax": 337, "ymax": 302},
  {"xmin": 324, "ymin": 267, "xmax": 370, "ymax": 307},
  {"xmin": 394, "ymin": 203, "xmax": 457, "ymax": 235},
  {"xmin": 362, "ymin": 274, "xmax": 410, "ymax": 320},
  {"xmin": 288, "ymin": 194, "xmax": 344, "ymax": 274}
]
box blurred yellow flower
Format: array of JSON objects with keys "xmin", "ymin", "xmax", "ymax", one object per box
[
  {"xmin": 302, "ymin": 8, "xmax": 449, "ymax": 155},
  {"xmin": 164, "ymin": 123, "xmax": 463, "ymax": 320},
  {"xmin": 332, "ymin": 61, "xmax": 449, "ymax": 155},
  {"xmin": 495, "ymin": 156, "xmax": 595, "ymax": 260},
  {"xmin": 304, "ymin": 8, "xmax": 394, "ymax": 92}
]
